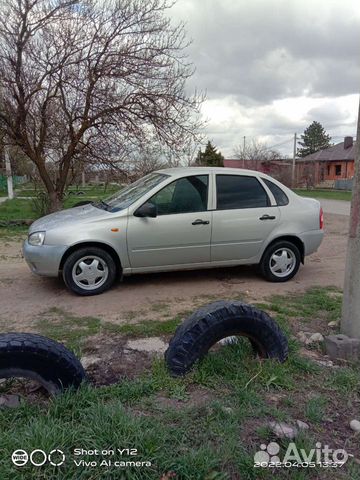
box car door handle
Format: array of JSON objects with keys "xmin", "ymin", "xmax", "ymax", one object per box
[
  {"xmin": 259, "ymin": 214, "xmax": 276, "ymax": 220},
  {"xmin": 192, "ymin": 219, "xmax": 210, "ymax": 225}
]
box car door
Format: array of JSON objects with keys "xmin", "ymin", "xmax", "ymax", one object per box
[
  {"xmin": 211, "ymin": 174, "xmax": 280, "ymax": 262},
  {"xmin": 127, "ymin": 174, "xmax": 212, "ymax": 270}
]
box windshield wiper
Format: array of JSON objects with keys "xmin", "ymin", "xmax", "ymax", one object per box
[
  {"xmin": 91, "ymin": 200, "xmax": 110, "ymax": 211},
  {"xmin": 100, "ymin": 200, "xmax": 110, "ymax": 209}
]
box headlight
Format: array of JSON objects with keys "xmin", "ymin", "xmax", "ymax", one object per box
[{"xmin": 28, "ymin": 231, "xmax": 46, "ymax": 246}]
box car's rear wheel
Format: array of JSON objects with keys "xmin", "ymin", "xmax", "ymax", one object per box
[
  {"xmin": 63, "ymin": 247, "xmax": 117, "ymax": 295},
  {"xmin": 260, "ymin": 240, "xmax": 301, "ymax": 282}
]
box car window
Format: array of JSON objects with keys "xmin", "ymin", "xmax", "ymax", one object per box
[
  {"xmin": 262, "ymin": 178, "xmax": 289, "ymax": 206},
  {"xmin": 106, "ymin": 172, "xmax": 168, "ymax": 212},
  {"xmin": 216, "ymin": 175, "xmax": 269, "ymax": 210},
  {"xmin": 150, "ymin": 175, "xmax": 208, "ymax": 215}
]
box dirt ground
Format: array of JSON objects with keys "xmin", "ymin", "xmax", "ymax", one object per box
[{"xmin": 0, "ymin": 213, "xmax": 349, "ymax": 329}]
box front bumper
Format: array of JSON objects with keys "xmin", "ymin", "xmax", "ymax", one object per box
[{"xmin": 23, "ymin": 240, "xmax": 68, "ymax": 277}]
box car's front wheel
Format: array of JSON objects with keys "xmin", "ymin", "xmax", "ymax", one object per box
[
  {"xmin": 63, "ymin": 247, "xmax": 117, "ymax": 295},
  {"xmin": 260, "ymin": 240, "xmax": 301, "ymax": 282}
]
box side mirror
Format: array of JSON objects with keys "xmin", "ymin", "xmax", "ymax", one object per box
[{"xmin": 134, "ymin": 202, "xmax": 157, "ymax": 218}]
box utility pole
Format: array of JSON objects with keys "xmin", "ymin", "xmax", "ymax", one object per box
[
  {"xmin": 292, "ymin": 132, "xmax": 297, "ymax": 188},
  {"xmin": 4, "ymin": 145, "xmax": 14, "ymax": 200},
  {"xmin": 243, "ymin": 136, "xmax": 246, "ymax": 168},
  {"xmin": 341, "ymin": 99, "xmax": 360, "ymax": 339}
]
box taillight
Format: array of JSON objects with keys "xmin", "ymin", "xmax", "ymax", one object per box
[{"xmin": 319, "ymin": 207, "xmax": 324, "ymax": 230}]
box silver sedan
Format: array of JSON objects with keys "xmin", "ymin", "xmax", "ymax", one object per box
[{"xmin": 23, "ymin": 167, "xmax": 324, "ymax": 295}]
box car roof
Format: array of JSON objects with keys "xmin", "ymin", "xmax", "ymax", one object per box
[
  {"xmin": 154, "ymin": 167, "xmax": 295, "ymax": 196},
  {"xmin": 155, "ymin": 166, "xmax": 266, "ymax": 178}
]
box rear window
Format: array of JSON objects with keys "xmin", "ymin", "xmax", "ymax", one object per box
[
  {"xmin": 262, "ymin": 178, "xmax": 289, "ymax": 206},
  {"xmin": 216, "ymin": 175, "xmax": 269, "ymax": 210}
]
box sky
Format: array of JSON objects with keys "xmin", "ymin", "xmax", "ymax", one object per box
[{"xmin": 170, "ymin": 0, "xmax": 360, "ymax": 157}]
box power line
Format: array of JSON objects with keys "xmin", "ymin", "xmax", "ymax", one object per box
[
  {"xmin": 237, "ymin": 137, "xmax": 294, "ymax": 150},
  {"xmin": 235, "ymin": 132, "xmax": 357, "ymax": 153},
  {"xmin": 265, "ymin": 138, "xmax": 294, "ymax": 150}
]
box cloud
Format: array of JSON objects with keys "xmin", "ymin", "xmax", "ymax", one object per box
[
  {"xmin": 174, "ymin": 0, "xmax": 360, "ymax": 102},
  {"xmin": 170, "ymin": 0, "xmax": 360, "ymax": 155},
  {"xmin": 200, "ymin": 94, "xmax": 358, "ymax": 156}
]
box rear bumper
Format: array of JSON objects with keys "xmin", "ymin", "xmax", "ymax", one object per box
[
  {"xmin": 299, "ymin": 230, "xmax": 324, "ymax": 256},
  {"xmin": 23, "ymin": 240, "xmax": 67, "ymax": 277}
]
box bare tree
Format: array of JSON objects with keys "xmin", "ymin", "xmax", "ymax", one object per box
[
  {"xmin": 161, "ymin": 136, "xmax": 202, "ymax": 167},
  {"xmin": 124, "ymin": 131, "xmax": 204, "ymax": 175},
  {"xmin": 233, "ymin": 139, "xmax": 281, "ymax": 169},
  {"xmin": 0, "ymin": 0, "xmax": 202, "ymax": 211},
  {"xmin": 127, "ymin": 140, "xmax": 166, "ymax": 178}
]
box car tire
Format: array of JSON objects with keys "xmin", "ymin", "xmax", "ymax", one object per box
[
  {"xmin": 165, "ymin": 300, "xmax": 288, "ymax": 376},
  {"xmin": 259, "ymin": 240, "xmax": 301, "ymax": 282},
  {"xmin": 0, "ymin": 333, "xmax": 86, "ymax": 395},
  {"xmin": 63, "ymin": 247, "xmax": 117, "ymax": 296}
]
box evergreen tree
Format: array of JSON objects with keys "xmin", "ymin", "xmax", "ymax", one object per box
[
  {"xmin": 297, "ymin": 121, "xmax": 332, "ymax": 157},
  {"xmin": 195, "ymin": 141, "xmax": 224, "ymax": 166}
]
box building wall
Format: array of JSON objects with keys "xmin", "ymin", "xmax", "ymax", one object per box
[
  {"xmin": 295, "ymin": 160, "xmax": 354, "ymax": 187},
  {"xmin": 223, "ymin": 159, "xmax": 264, "ymax": 170},
  {"xmin": 325, "ymin": 161, "xmax": 354, "ymax": 180},
  {"xmin": 223, "ymin": 159, "xmax": 293, "ymax": 186}
]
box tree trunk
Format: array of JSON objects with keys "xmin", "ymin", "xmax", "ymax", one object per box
[
  {"xmin": 48, "ymin": 190, "xmax": 64, "ymax": 213},
  {"xmin": 341, "ymin": 99, "xmax": 360, "ymax": 339}
]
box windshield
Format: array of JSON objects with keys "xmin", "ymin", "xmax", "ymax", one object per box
[{"xmin": 104, "ymin": 172, "xmax": 169, "ymax": 212}]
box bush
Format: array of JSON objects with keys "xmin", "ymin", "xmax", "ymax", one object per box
[{"xmin": 31, "ymin": 191, "xmax": 50, "ymax": 217}]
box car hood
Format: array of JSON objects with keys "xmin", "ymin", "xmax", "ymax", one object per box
[{"xmin": 29, "ymin": 204, "xmax": 108, "ymax": 233}]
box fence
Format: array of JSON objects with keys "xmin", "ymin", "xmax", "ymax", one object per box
[
  {"xmin": 334, "ymin": 179, "xmax": 353, "ymax": 190},
  {"xmin": 0, "ymin": 175, "xmax": 27, "ymax": 193}
]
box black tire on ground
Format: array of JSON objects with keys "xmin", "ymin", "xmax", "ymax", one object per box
[
  {"xmin": 165, "ymin": 300, "xmax": 288, "ymax": 376},
  {"xmin": 0, "ymin": 333, "xmax": 86, "ymax": 394},
  {"xmin": 259, "ymin": 240, "xmax": 301, "ymax": 283},
  {"xmin": 63, "ymin": 247, "xmax": 117, "ymax": 296}
]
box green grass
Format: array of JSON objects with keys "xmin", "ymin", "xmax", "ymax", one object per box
[
  {"xmin": 0, "ymin": 198, "xmax": 36, "ymax": 222},
  {"xmin": 35, "ymin": 307, "xmax": 188, "ymax": 355},
  {"xmin": 305, "ymin": 395, "xmax": 328, "ymax": 423},
  {"xmin": 255, "ymin": 287, "xmax": 343, "ymax": 324},
  {"xmin": 325, "ymin": 366, "xmax": 360, "ymax": 393},
  {"xmin": 36, "ymin": 307, "xmax": 102, "ymax": 355},
  {"xmin": 0, "ymin": 225, "xmax": 28, "ymax": 240},
  {"xmin": 1, "ymin": 288, "xmax": 359, "ymax": 479},
  {"xmin": 103, "ymin": 315, "xmax": 185, "ymax": 338},
  {"xmin": 294, "ymin": 188, "xmax": 352, "ymax": 201}
]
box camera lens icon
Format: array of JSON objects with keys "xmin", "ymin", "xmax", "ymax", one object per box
[
  {"xmin": 11, "ymin": 449, "xmax": 65, "ymax": 467},
  {"xmin": 12, "ymin": 450, "xmax": 29, "ymax": 467}
]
